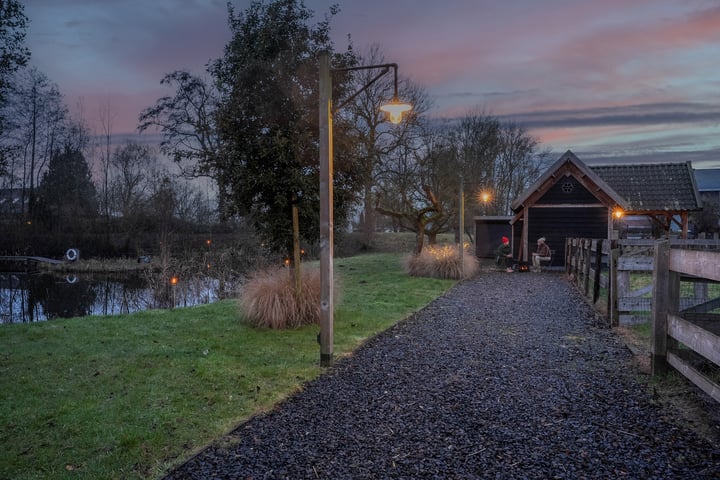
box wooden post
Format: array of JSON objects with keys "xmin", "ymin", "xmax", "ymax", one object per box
[
  {"xmin": 292, "ymin": 200, "xmax": 301, "ymax": 296},
  {"xmin": 564, "ymin": 238, "xmax": 570, "ymax": 275},
  {"xmin": 577, "ymin": 239, "xmax": 584, "ymax": 289},
  {"xmin": 318, "ymin": 52, "xmax": 334, "ymax": 367},
  {"xmin": 592, "ymin": 239, "xmax": 603, "ymax": 304},
  {"xmin": 609, "ymin": 248, "xmax": 619, "ymax": 326},
  {"xmin": 651, "ymin": 240, "xmax": 669, "ymax": 375},
  {"xmin": 583, "ymin": 239, "xmax": 591, "ymax": 297}
]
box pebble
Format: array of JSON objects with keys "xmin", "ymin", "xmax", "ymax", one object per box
[{"xmin": 164, "ymin": 271, "xmax": 720, "ymax": 479}]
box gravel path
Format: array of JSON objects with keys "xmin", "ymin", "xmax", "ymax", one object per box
[{"xmin": 164, "ymin": 271, "xmax": 719, "ymax": 479}]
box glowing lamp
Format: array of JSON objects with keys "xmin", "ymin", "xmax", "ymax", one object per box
[
  {"xmin": 170, "ymin": 276, "xmax": 179, "ymax": 286},
  {"xmin": 613, "ymin": 209, "xmax": 624, "ymax": 219},
  {"xmin": 380, "ymin": 97, "xmax": 412, "ymax": 124}
]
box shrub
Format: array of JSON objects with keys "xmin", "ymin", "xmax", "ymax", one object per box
[
  {"xmin": 239, "ymin": 266, "xmax": 322, "ymax": 329},
  {"xmin": 403, "ymin": 244, "xmax": 479, "ymax": 280}
]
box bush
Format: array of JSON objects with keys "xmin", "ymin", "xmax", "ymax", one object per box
[
  {"xmin": 403, "ymin": 244, "xmax": 479, "ymax": 280},
  {"xmin": 240, "ymin": 266, "xmax": 321, "ymax": 329}
]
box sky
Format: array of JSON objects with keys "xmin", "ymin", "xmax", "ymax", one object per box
[{"xmin": 22, "ymin": 0, "xmax": 720, "ymax": 168}]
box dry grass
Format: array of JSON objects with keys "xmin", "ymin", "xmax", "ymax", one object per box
[
  {"xmin": 40, "ymin": 257, "xmax": 152, "ymax": 273},
  {"xmin": 239, "ymin": 266, "xmax": 322, "ymax": 329},
  {"xmin": 403, "ymin": 244, "xmax": 479, "ymax": 280}
]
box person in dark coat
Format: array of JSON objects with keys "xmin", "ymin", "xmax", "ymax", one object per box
[{"xmin": 495, "ymin": 236, "xmax": 513, "ymax": 272}]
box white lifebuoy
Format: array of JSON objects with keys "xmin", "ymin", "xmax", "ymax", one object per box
[{"xmin": 65, "ymin": 248, "xmax": 79, "ymax": 262}]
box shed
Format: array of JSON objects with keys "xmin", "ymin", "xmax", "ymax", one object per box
[
  {"xmin": 474, "ymin": 216, "xmax": 519, "ymax": 258},
  {"xmin": 508, "ymin": 150, "xmax": 702, "ymax": 266}
]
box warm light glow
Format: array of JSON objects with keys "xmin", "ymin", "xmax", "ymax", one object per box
[
  {"xmin": 380, "ymin": 98, "xmax": 412, "ymax": 124},
  {"xmin": 284, "ymin": 258, "xmax": 291, "ymax": 267},
  {"xmin": 480, "ymin": 192, "xmax": 491, "ymax": 204},
  {"xmin": 613, "ymin": 208, "xmax": 624, "ymax": 219},
  {"xmin": 170, "ymin": 276, "xmax": 179, "ymax": 286},
  {"xmin": 206, "ymin": 239, "xmax": 212, "ymax": 246}
]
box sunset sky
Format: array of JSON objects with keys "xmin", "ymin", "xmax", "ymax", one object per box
[{"xmin": 22, "ymin": 0, "xmax": 720, "ymax": 167}]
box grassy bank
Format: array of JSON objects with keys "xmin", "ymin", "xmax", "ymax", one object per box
[{"xmin": 0, "ymin": 253, "xmax": 454, "ymax": 480}]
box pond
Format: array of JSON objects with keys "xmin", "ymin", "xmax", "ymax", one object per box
[{"xmin": 0, "ymin": 271, "xmax": 240, "ymax": 324}]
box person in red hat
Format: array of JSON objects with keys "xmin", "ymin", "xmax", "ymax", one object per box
[{"xmin": 495, "ymin": 236, "xmax": 513, "ymax": 272}]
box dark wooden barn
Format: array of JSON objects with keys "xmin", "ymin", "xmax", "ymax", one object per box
[
  {"xmin": 474, "ymin": 216, "xmax": 520, "ymax": 258},
  {"xmin": 504, "ymin": 150, "xmax": 702, "ymax": 266}
]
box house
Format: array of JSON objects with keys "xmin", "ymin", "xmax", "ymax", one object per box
[
  {"xmin": 692, "ymin": 168, "xmax": 720, "ymax": 235},
  {"xmin": 483, "ymin": 150, "xmax": 702, "ymax": 266},
  {"xmin": 694, "ymin": 168, "xmax": 720, "ymax": 205},
  {"xmin": 0, "ymin": 188, "xmax": 28, "ymax": 218}
]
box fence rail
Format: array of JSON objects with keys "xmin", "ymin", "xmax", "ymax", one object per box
[
  {"xmin": 565, "ymin": 238, "xmax": 720, "ymax": 404},
  {"xmin": 565, "ymin": 238, "xmax": 720, "ymax": 326},
  {"xmin": 651, "ymin": 241, "xmax": 720, "ymax": 404}
]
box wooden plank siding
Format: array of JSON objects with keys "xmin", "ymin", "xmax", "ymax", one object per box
[
  {"xmin": 526, "ymin": 206, "xmax": 607, "ymax": 266},
  {"xmin": 518, "ymin": 174, "xmax": 610, "ymax": 264}
]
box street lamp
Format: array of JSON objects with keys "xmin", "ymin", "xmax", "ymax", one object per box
[
  {"xmin": 318, "ymin": 51, "xmax": 411, "ymax": 367},
  {"xmin": 459, "ymin": 187, "xmax": 492, "ymax": 278}
]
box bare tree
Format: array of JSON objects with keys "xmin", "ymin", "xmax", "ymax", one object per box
[
  {"xmin": 344, "ymin": 44, "xmax": 431, "ymax": 245},
  {"xmin": 109, "ymin": 141, "xmax": 156, "ymax": 218},
  {"xmin": 4, "ymin": 68, "xmax": 68, "ymax": 219},
  {"xmin": 97, "ymin": 99, "xmax": 117, "ymax": 220},
  {"xmin": 138, "ymin": 71, "xmax": 224, "ymax": 214}
]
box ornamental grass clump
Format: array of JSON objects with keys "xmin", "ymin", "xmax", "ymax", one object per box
[
  {"xmin": 403, "ymin": 244, "xmax": 479, "ymax": 280},
  {"xmin": 240, "ymin": 267, "xmax": 321, "ymax": 329}
]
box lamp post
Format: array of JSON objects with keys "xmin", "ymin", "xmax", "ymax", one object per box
[
  {"xmin": 458, "ymin": 186, "xmax": 492, "ymax": 278},
  {"xmin": 458, "ymin": 177, "xmax": 465, "ymax": 277},
  {"xmin": 318, "ymin": 51, "xmax": 411, "ymax": 367}
]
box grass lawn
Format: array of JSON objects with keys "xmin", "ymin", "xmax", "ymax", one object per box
[{"xmin": 0, "ymin": 253, "xmax": 455, "ymax": 480}]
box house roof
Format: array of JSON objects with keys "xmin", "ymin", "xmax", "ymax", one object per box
[
  {"xmin": 511, "ymin": 150, "xmax": 702, "ymax": 213},
  {"xmin": 694, "ymin": 168, "xmax": 720, "ymax": 192},
  {"xmin": 590, "ymin": 161, "xmax": 702, "ymax": 212}
]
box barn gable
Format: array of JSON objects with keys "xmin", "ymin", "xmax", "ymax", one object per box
[{"xmin": 506, "ymin": 150, "xmax": 701, "ymax": 265}]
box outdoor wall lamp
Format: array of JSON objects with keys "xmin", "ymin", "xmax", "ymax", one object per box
[{"xmin": 318, "ymin": 51, "xmax": 412, "ymax": 367}]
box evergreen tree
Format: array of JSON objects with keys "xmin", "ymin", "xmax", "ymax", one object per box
[
  {"xmin": 37, "ymin": 145, "xmax": 98, "ymax": 232},
  {"xmin": 210, "ymin": 0, "xmax": 358, "ymax": 254}
]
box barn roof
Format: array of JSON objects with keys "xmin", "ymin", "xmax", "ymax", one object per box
[
  {"xmin": 511, "ymin": 150, "xmax": 627, "ymax": 212},
  {"xmin": 511, "ymin": 150, "xmax": 702, "ymax": 213},
  {"xmin": 590, "ymin": 161, "xmax": 702, "ymax": 212}
]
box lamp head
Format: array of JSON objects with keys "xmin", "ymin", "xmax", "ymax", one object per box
[{"xmin": 380, "ymin": 96, "xmax": 412, "ymax": 124}]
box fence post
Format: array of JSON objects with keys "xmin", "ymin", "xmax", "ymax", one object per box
[
  {"xmin": 609, "ymin": 247, "xmax": 619, "ymax": 326},
  {"xmin": 651, "ymin": 240, "xmax": 669, "ymax": 375},
  {"xmin": 582, "ymin": 239, "xmax": 591, "ymax": 297},
  {"xmin": 592, "ymin": 239, "xmax": 603, "ymax": 304}
]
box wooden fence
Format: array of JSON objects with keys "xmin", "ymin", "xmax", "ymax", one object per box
[
  {"xmin": 565, "ymin": 238, "xmax": 720, "ymax": 403},
  {"xmin": 565, "ymin": 238, "xmax": 720, "ymax": 326},
  {"xmin": 651, "ymin": 241, "xmax": 720, "ymax": 403}
]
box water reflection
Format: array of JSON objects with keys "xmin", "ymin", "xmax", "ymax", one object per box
[{"xmin": 0, "ymin": 271, "xmax": 239, "ymax": 324}]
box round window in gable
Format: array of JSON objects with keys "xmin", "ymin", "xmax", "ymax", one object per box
[{"xmin": 561, "ymin": 182, "xmax": 574, "ymax": 193}]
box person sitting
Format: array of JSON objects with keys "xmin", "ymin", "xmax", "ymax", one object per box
[
  {"xmin": 532, "ymin": 237, "xmax": 551, "ymax": 272},
  {"xmin": 495, "ymin": 236, "xmax": 514, "ymax": 273}
]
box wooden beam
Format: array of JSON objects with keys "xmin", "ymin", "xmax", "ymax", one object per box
[
  {"xmin": 668, "ymin": 313, "xmax": 720, "ymax": 366},
  {"xmin": 667, "ymin": 351, "xmax": 720, "ymax": 404},
  {"xmin": 651, "ymin": 240, "xmax": 670, "ymax": 375}
]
